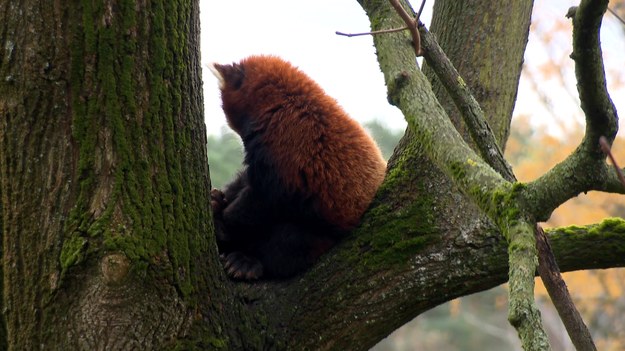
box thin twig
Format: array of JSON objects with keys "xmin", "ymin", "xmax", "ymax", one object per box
[
  {"xmin": 388, "ymin": 0, "xmax": 422, "ymax": 56},
  {"xmin": 416, "ymin": 0, "xmax": 427, "ymax": 20},
  {"xmin": 607, "ymin": 7, "xmax": 625, "ymax": 26},
  {"xmin": 336, "ymin": 0, "xmax": 427, "ymax": 56},
  {"xmin": 599, "ymin": 136, "xmax": 625, "ymax": 187},
  {"xmin": 535, "ymin": 226, "xmax": 597, "ymax": 351},
  {"xmin": 335, "ymin": 26, "xmax": 408, "ymax": 38}
]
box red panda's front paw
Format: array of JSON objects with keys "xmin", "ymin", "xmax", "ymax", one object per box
[
  {"xmin": 222, "ymin": 252, "xmax": 264, "ymax": 280},
  {"xmin": 210, "ymin": 188, "xmax": 227, "ymax": 215}
]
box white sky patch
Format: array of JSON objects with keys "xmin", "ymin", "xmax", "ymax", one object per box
[
  {"xmin": 514, "ymin": 0, "xmax": 625, "ymax": 138},
  {"xmin": 200, "ymin": 0, "xmax": 431, "ymax": 135},
  {"xmin": 201, "ymin": 0, "xmax": 624, "ymax": 139}
]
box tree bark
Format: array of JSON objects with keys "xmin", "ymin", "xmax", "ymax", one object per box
[
  {"xmin": 0, "ymin": 188, "xmax": 5, "ymax": 351},
  {"xmin": 424, "ymin": 0, "xmax": 534, "ymax": 148},
  {"xmin": 0, "ymin": 1, "xmax": 232, "ymax": 349}
]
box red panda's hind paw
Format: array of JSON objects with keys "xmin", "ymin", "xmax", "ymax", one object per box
[
  {"xmin": 210, "ymin": 188, "xmax": 227, "ymax": 215},
  {"xmin": 222, "ymin": 252, "xmax": 264, "ymax": 280}
]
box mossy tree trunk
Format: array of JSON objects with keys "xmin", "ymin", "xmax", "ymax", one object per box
[
  {"xmin": 0, "ymin": 0, "xmax": 623, "ymax": 350},
  {"xmin": 423, "ymin": 0, "xmax": 533, "ymax": 148},
  {"xmin": 0, "ymin": 1, "xmax": 234, "ymax": 349}
]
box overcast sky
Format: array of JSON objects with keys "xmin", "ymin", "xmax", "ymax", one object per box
[
  {"xmin": 200, "ymin": 1, "xmax": 625, "ymax": 137},
  {"xmin": 200, "ymin": 0, "xmax": 428, "ymax": 135}
]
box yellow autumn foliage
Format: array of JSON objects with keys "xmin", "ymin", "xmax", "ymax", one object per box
[{"xmin": 507, "ymin": 115, "xmax": 625, "ymax": 350}]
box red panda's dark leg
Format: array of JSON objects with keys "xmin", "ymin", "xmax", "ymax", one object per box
[
  {"xmin": 220, "ymin": 186, "xmax": 270, "ymax": 237},
  {"xmin": 211, "ymin": 170, "xmax": 249, "ymax": 216},
  {"xmin": 222, "ymin": 222, "xmax": 337, "ymax": 280},
  {"xmin": 222, "ymin": 251, "xmax": 264, "ymax": 280},
  {"xmin": 256, "ymin": 223, "xmax": 338, "ymax": 279},
  {"xmin": 213, "ymin": 169, "xmax": 271, "ymax": 242}
]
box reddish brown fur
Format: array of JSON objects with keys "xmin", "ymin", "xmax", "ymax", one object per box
[
  {"xmin": 212, "ymin": 55, "xmax": 387, "ymax": 279},
  {"xmin": 219, "ymin": 55, "xmax": 387, "ymax": 229}
]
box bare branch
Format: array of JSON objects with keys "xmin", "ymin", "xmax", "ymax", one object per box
[
  {"xmin": 335, "ymin": 26, "xmax": 408, "ymax": 38},
  {"xmin": 569, "ymin": 1, "xmax": 619, "ymax": 149},
  {"xmin": 535, "ymin": 226, "xmax": 597, "ymax": 351},
  {"xmin": 528, "ymin": 0, "xmax": 620, "ymax": 220},
  {"xmin": 599, "ymin": 136, "xmax": 625, "ymax": 187},
  {"xmin": 607, "ymin": 7, "xmax": 625, "ymax": 26},
  {"xmin": 419, "ymin": 25, "xmax": 515, "ymax": 182},
  {"xmin": 388, "ymin": 0, "xmax": 422, "ymax": 56}
]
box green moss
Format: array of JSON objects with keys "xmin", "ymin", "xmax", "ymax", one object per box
[
  {"xmin": 449, "ymin": 160, "xmax": 468, "ymax": 181},
  {"xmin": 348, "ymin": 134, "xmax": 441, "ymax": 269},
  {"xmin": 376, "ymin": 155, "xmax": 412, "ymax": 194},
  {"xmin": 553, "ymin": 224, "xmax": 587, "ymax": 236},
  {"xmin": 483, "ymin": 182, "xmax": 528, "ymax": 233},
  {"xmin": 59, "ymin": 235, "xmax": 88, "ymax": 272},
  {"xmin": 171, "ymin": 334, "xmax": 227, "ymax": 350},
  {"xmin": 549, "ymin": 218, "xmax": 625, "ymax": 262},
  {"xmin": 62, "ymin": 0, "xmax": 204, "ymax": 302},
  {"xmin": 592, "ymin": 217, "xmax": 625, "ymax": 234},
  {"xmin": 357, "ymin": 201, "xmax": 436, "ymax": 268}
]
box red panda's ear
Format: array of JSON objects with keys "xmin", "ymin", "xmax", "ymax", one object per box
[{"xmin": 209, "ymin": 63, "xmax": 245, "ymax": 90}]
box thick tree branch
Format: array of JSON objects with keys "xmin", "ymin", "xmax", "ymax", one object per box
[
  {"xmin": 419, "ymin": 25, "xmax": 515, "ymax": 182},
  {"xmin": 261, "ymin": 210, "xmax": 625, "ymax": 350},
  {"xmin": 546, "ymin": 218, "xmax": 625, "ymax": 271},
  {"xmin": 527, "ymin": 150, "xmax": 624, "ymax": 222},
  {"xmin": 605, "ymin": 165, "xmax": 625, "ymax": 192},
  {"xmin": 569, "ymin": 2, "xmax": 619, "ymax": 149},
  {"xmin": 418, "ymin": 19, "xmax": 593, "ymax": 348},
  {"xmin": 357, "ymin": 1, "xmax": 554, "ymax": 349}
]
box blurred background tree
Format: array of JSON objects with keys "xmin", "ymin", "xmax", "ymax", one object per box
[{"xmin": 207, "ymin": 120, "xmax": 404, "ymax": 189}]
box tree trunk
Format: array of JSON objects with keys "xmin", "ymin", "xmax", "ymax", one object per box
[
  {"xmin": 0, "ymin": 1, "xmax": 232, "ymax": 349},
  {"xmin": 0, "ymin": 188, "xmax": 5, "ymax": 351},
  {"xmin": 423, "ymin": 0, "xmax": 533, "ymax": 148}
]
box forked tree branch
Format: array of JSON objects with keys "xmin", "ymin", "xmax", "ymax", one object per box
[
  {"xmin": 360, "ymin": 1, "xmax": 552, "ymax": 349},
  {"xmin": 414, "ymin": 7, "xmax": 595, "ymax": 351},
  {"xmin": 419, "ymin": 25, "xmax": 515, "ymax": 182},
  {"xmin": 527, "ymin": 0, "xmax": 620, "ymax": 221},
  {"xmin": 379, "ymin": 0, "xmax": 607, "ymax": 349},
  {"xmin": 388, "ymin": 0, "xmax": 422, "ymax": 56},
  {"xmin": 350, "ymin": 0, "xmax": 618, "ymax": 349}
]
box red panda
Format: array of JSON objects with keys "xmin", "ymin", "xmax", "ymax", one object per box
[{"xmin": 210, "ymin": 55, "xmax": 386, "ymax": 280}]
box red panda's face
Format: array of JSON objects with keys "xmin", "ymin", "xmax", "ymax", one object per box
[{"xmin": 210, "ymin": 62, "xmax": 249, "ymax": 136}]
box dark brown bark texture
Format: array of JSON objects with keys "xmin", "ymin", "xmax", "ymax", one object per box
[
  {"xmin": 423, "ymin": 0, "xmax": 534, "ymax": 149},
  {"xmin": 0, "ymin": 1, "xmax": 231, "ymax": 349}
]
